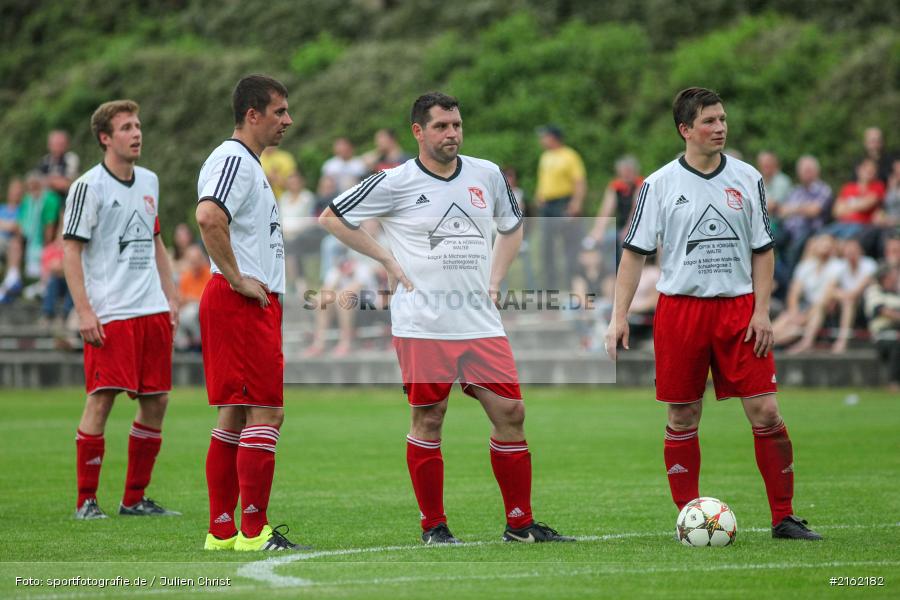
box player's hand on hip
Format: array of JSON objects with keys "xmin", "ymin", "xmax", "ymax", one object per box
[
  {"xmin": 384, "ymin": 258, "xmax": 413, "ymax": 293},
  {"xmin": 745, "ymin": 311, "xmax": 774, "ymax": 357},
  {"xmin": 77, "ymin": 308, "xmax": 105, "ymax": 348},
  {"xmin": 604, "ymin": 319, "xmax": 629, "ymax": 361},
  {"xmin": 232, "ymin": 276, "xmax": 270, "ymax": 308}
]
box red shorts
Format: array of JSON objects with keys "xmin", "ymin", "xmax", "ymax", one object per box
[
  {"xmin": 392, "ymin": 336, "xmax": 522, "ymax": 406},
  {"xmin": 653, "ymin": 293, "xmax": 777, "ymax": 403},
  {"xmin": 84, "ymin": 312, "xmax": 172, "ymax": 397},
  {"xmin": 200, "ymin": 275, "xmax": 283, "ymax": 407}
]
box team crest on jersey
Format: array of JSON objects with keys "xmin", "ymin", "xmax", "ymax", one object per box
[
  {"xmin": 686, "ymin": 204, "xmax": 740, "ymax": 255},
  {"xmin": 724, "ymin": 188, "xmax": 743, "ymax": 210},
  {"xmin": 428, "ymin": 203, "xmax": 485, "ymax": 249},
  {"xmin": 143, "ymin": 195, "xmax": 155, "ymax": 215},
  {"xmin": 468, "ymin": 187, "xmax": 487, "ymax": 209}
]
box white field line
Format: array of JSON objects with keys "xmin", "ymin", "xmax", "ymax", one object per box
[{"xmin": 236, "ymin": 522, "xmax": 900, "ymax": 588}]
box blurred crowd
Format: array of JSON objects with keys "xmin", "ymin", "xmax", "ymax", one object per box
[{"xmin": 1, "ymin": 126, "xmax": 898, "ymax": 388}]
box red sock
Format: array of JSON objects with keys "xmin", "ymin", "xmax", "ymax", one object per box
[
  {"xmin": 76, "ymin": 430, "xmax": 105, "ymax": 508},
  {"xmin": 406, "ymin": 435, "xmax": 446, "ymax": 531},
  {"xmin": 664, "ymin": 426, "xmax": 700, "ymax": 510},
  {"xmin": 236, "ymin": 425, "xmax": 280, "ymax": 538},
  {"xmin": 122, "ymin": 422, "xmax": 162, "ymax": 507},
  {"xmin": 206, "ymin": 428, "xmax": 240, "ymax": 538},
  {"xmin": 489, "ymin": 438, "xmax": 533, "ymax": 529},
  {"xmin": 753, "ymin": 421, "xmax": 794, "ymax": 525}
]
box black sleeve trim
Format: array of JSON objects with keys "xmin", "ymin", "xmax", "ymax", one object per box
[
  {"xmin": 198, "ymin": 196, "xmax": 232, "ymax": 224},
  {"xmin": 327, "ymin": 201, "xmax": 361, "ymax": 231},
  {"xmin": 63, "ymin": 234, "xmax": 90, "ymax": 243},
  {"xmin": 622, "ymin": 242, "xmax": 657, "ymax": 256},
  {"xmin": 752, "ymin": 241, "xmax": 776, "ymax": 254},
  {"xmin": 497, "ymin": 216, "xmax": 524, "ymax": 235}
]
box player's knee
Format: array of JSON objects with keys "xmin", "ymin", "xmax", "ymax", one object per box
[
  {"xmin": 667, "ymin": 403, "xmax": 700, "ymax": 430},
  {"xmin": 85, "ymin": 392, "xmax": 115, "ymax": 417},
  {"xmin": 413, "ymin": 406, "xmax": 446, "ymax": 435},
  {"xmin": 501, "ymin": 401, "xmax": 526, "ymax": 429},
  {"xmin": 749, "ymin": 399, "xmax": 782, "ymax": 428}
]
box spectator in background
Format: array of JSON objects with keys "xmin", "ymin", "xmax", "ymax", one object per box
[
  {"xmin": 757, "ymin": 151, "xmax": 792, "ymax": 213},
  {"xmin": 261, "ymin": 145, "xmax": 297, "ymax": 199},
  {"xmin": 18, "ymin": 171, "xmax": 60, "ymax": 280},
  {"xmin": 571, "ymin": 239, "xmax": 611, "ymax": 350},
  {"xmin": 502, "ymin": 165, "xmax": 536, "ymax": 290},
  {"xmin": 789, "ymin": 237, "xmax": 877, "ymax": 354},
  {"xmin": 170, "ymin": 222, "xmax": 195, "ymax": 277},
  {"xmin": 363, "ymin": 128, "xmax": 411, "ymax": 173},
  {"xmin": 38, "ymin": 130, "xmax": 80, "ymax": 198},
  {"xmin": 856, "ymin": 127, "xmax": 894, "ymax": 184},
  {"xmin": 175, "ymin": 244, "xmax": 211, "ymax": 351},
  {"xmin": 304, "ymin": 246, "xmax": 379, "ymax": 358},
  {"xmin": 883, "ymin": 230, "xmax": 900, "ymax": 269},
  {"xmin": 773, "ymin": 234, "xmax": 842, "ymax": 348},
  {"xmin": 627, "ymin": 256, "xmax": 661, "ymax": 347},
  {"xmin": 40, "ymin": 229, "xmax": 72, "ymax": 329},
  {"xmin": 828, "ymin": 157, "xmax": 885, "ymax": 241},
  {"xmin": 0, "ymin": 178, "xmax": 25, "ymax": 301},
  {"xmin": 316, "ymin": 174, "xmax": 343, "ymax": 283},
  {"xmin": 534, "ymin": 125, "xmax": 586, "ymax": 291},
  {"xmin": 279, "ymin": 171, "xmax": 317, "ymax": 292},
  {"xmin": 874, "ymin": 158, "xmax": 900, "ymax": 233},
  {"xmin": 779, "ymin": 155, "xmax": 833, "ymax": 270},
  {"xmin": 864, "ymin": 264, "xmax": 900, "ymax": 391},
  {"xmin": 589, "ymin": 155, "xmax": 643, "ymax": 266},
  {"xmin": 322, "ymin": 137, "xmax": 368, "ymax": 193}
]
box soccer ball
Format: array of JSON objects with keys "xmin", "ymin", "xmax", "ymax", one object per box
[{"xmin": 675, "ymin": 497, "xmax": 737, "ymax": 547}]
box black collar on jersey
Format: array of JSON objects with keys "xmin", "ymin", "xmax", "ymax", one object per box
[
  {"xmin": 101, "ymin": 161, "xmax": 136, "ymax": 187},
  {"xmin": 226, "ymin": 138, "xmax": 262, "ymax": 165},
  {"xmin": 415, "ymin": 156, "xmax": 462, "ymax": 182},
  {"xmin": 678, "ymin": 153, "xmax": 727, "ymax": 180}
]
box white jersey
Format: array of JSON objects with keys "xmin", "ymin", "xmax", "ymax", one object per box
[
  {"xmin": 63, "ymin": 163, "xmax": 168, "ymax": 323},
  {"xmin": 623, "ymin": 154, "xmax": 774, "ymax": 298},
  {"xmin": 331, "ymin": 156, "xmax": 523, "ymax": 339},
  {"xmin": 197, "ymin": 139, "xmax": 285, "ymax": 294}
]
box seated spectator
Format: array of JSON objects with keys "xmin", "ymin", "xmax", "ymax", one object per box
[
  {"xmin": 280, "ymin": 171, "xmax": 318, "ymax": 293},
  {"xmin": 363, "ymin": 128, "xmax": 411, "ymax": 173},
  {"xmin": 789, "ymin": 237, "xmax": 877, "ymax": 354},
  {"xmin": 773, "ymin": 234, "xmax": 842, "ymax": 347},
  {"xmin": 39, "ymin": 230, "xmax": 72, "ymax": 329},
  {"xmin": 304, "ymin": 248, "xmax": 378, "ymax": 358},
  {"xmin": 18, "ymin": 171, "xmax": 60, "ymax": 280},
  {"xmin": 0, "ymin": 178, "xmax": 24, "ymax": 302},
  {"xmin": 175, "ymin": 244, "xmax": 211, "ymax": 351},
  {"xmin": 571, "ymin": 240, "xmax": 615, "ymax": 350},
  {"xmin": 883, "ymin": 230, "xmax": 900, "ymax": 269},
  {"xmin": 864, "ymin": 264, "xmax": 900, "ymax": 391},
  {"xmin": 757, "ymin": 151, "xmax": 792, "ymax": 214},
  {"xmin": 628, "ymin": 256, "xmax": 661, "ymax": 346},
  {"xmin": 779, "ymin": 155, "xmax": 833, "ymax": 270},
  {"xmin": 828, "ymin": 158, "xmax": 885, "ymax": 240}
]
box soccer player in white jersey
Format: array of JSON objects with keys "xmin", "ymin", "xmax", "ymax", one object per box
[
  {"xmin": 63, "ymin": 100, "xmax": 180, "ymax": 520},
  {"xmin": 606, "ymin": 87, "xmax": 822, "ymax": 540},
  {"xmin": 196, "ymin": 75, "xmax": 307, "ymax": 551},
  {"xmin": 320, "ymin": 92, "xmax": 574, "ymax": 544}
]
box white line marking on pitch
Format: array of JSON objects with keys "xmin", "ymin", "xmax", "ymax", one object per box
[{"xmin": 235, "ymin": 522, "xmax": 900, "ymax": 589}]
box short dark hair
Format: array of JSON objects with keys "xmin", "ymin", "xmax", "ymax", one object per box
[
  {"xmin": 411, "ymin": 92, "xmax": 459, "ymax": 127},
  {"xmin": 673, "ymin": 87, "xmax": 723, "ymax": 140},
  {"xmin": 232, "ymin": 75, "xmax": 288, "ymax": 126}
]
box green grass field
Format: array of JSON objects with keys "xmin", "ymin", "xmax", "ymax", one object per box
[{"xmin": 1, "ymin": 386, "xmax": 898, "ymax": 599}]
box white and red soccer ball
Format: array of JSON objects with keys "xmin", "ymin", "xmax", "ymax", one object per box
[{"xmin": 676, "ymin": 497, "xmax": 737, "ymax": 547}]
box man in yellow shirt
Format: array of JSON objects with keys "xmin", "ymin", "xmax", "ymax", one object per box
[{"xmin": 535, "ymin": 125, "xmax": 587, "ymax": 291}]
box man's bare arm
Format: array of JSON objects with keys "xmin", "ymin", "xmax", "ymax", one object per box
[
  {"xmin": 195, "ymin": 202, "xmax": 269, "ymax": 307},
  {"xmin": 63, "ymin": 239, "xmax": 105, "ymax": 347}
]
